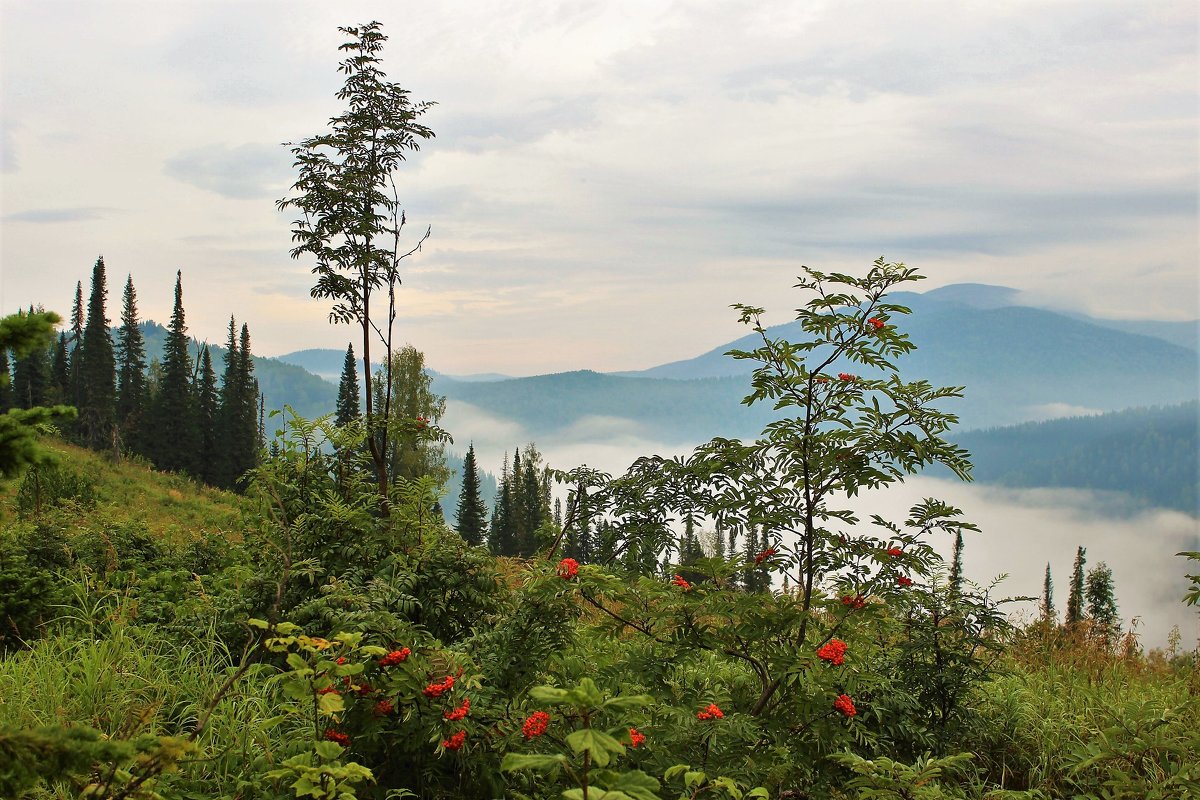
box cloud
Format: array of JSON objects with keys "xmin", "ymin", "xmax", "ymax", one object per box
[
  {"xmin": 1026, "ymin": 403, "xmax": 1105, "ymax": 421},
  {"xmin": 843, "ymin": 476, "xmax": 1199, "ymax": 649},
  {"xmin": 438, "ymin": 94, "xmax": 600, "ymax": 152},
  {"xmin": 2, "ymin": 207, "xmax": 111, "ymax": 223},
  {"xmin": 0, "ymin": 123, "xmax": 15, "ymax": 174},
  {"xmin": 163, "ymin": 143, "xmax": 293, "ymax": 199}
]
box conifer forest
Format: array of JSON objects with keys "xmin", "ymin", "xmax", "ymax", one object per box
[{"xmin": 1, "ymin": 19, "xmax": 1197, "ymax": 800}]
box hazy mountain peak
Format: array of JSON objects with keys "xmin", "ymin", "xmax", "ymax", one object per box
[{"xmin": 919, "ymin": 283, "xmax": 1021, "ymax": 309}]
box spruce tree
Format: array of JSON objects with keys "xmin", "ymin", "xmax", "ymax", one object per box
[
  {"xmin": 517, "ymin": 444, "xmax": 547, "ymax": 556},
  {"xmin": 1041, "ymin": 563, "xmax": 1055, "ymax": 622},
  {"xmin": 49, "ymin": 333, "xmax": 70, "ymax": 403},
  {"xmin": 506, "ymin": 448, "xmax": 525, "ymax": 554},
  {"xmin": 454, "ymin": 443, "xmax": 488, "ymax": 546},
  {"xmin": 949, "ymin": 530, "xmax": 964, "ymax": 594},
  {"xmin": 196, "ymin": 346, "xmax": 219, "ymax": 485},
  {"xmin": 1065, "ymin": 546, "xmax": 1087, "ymax": 626},
  {"xmin": 489, "ymin": 453, "xmax": 514, "ymax": 556},
  {"xmin": 566, "ymin": 477, "xmax": 593, "ymax": 563},
  {"xmin": 78, "ymin": 256, "xmax": 117, "ymax": 450},
  {"xmin": 11, "ymin": 307, "xmax": 51, "ymax": 410},
  {"xmin": 1085, "ymin": 562, "xmax": 1119, "ymax": 640},
  {"xmin": 115, "ymin": 275, "xmax": 148, "ymax": 455},
  {"xmin": 335, "ymin": 344, "xmax": 361, "ymax": 426},
  {"xmin": 216, "ymin": 317, "xmax": 241, "ymax": 486},
  {"xmin": 67, "ymin": 281, "xmax": 84, "ymax": 409},
  {"xmin": 148, "ymin": 271, "xmax": 199, "ymax": 474},
  {"xmin": 0, "ymin": 349, "xmax": 12, "ymax": 412},
  {"xmin": 229, "ymin": 323, "xmax": 261, "ymax": 486}
]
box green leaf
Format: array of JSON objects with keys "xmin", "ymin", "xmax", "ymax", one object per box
[
  {"xmin": 603, "ymin": 694, "xmax": 655, "ymax": 711},
  {"xmin": 566, "ymin": 728, "xmax": 624, "ymax": 768},
  {"xmin": 286, "ymin": 652, "xmax": 309, "ymax": 671},
  {"xmin": 663, "ymin": 765, "xmax": 690, "ymax": 782},
  {"xmin": 500, "ymin": 753, "xmax": 568, "ymax": 773},
  {"xmin": 604, "ymin": 769, "xmax": 662, "ymax": 800},
  {"xmin": 529, "ymin": 685, "xmax": 572, "ymax": 704},
  {"xmin": 569, "ymin": 677, "xmax": 605, "ymax": 708},
  {"xmin": 318, "ymin": 691, "xmax": 346, "ymax": 715},
  {"xmin": 313, "ymin": 741, "xmax": 344, "ymax": 760}
]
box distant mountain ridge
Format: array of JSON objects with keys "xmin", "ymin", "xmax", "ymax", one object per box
[
  {"xmin": 132, "ymin": 280, "xmax": 1198, "ymax": 515},
  {"xmin": 134, "ymin": 321, "xmax": 336, "ymax": 422},
  {"xmin": 943, "ymin": 401, "xmax": 1199, "ymax": 515}
]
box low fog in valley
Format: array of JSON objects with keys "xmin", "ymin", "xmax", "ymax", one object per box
[{"xmin": 445, "ymin": 400, "xmax": 1200, "ymax": 651}]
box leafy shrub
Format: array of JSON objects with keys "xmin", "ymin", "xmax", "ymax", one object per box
[{"xmin": 16, "ymin": 460, "xmax": 96, "ymax": 517}]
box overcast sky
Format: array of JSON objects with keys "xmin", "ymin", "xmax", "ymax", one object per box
[{"xmin": 1, "ymin": 0, "xmax": 1196, "ymax": 375}]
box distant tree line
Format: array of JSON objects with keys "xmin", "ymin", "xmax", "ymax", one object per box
[
  {"xmin": 1040, "ymin": 545, "xmax": 1121, "ymax": 644},
  {"xmin": 449, "ymin": 443, "xmax": 774, "ymax": 593},
  {"xmin": 951, "ymin": 402, "xmax": 1199, "ymax": 514},
  {"xmin": 0, "ymin": 257, "xmax": 262, "ymax": 490}
]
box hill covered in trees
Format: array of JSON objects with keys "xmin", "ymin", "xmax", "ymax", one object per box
[{"xmin": 943, "ymin": 401, "xmax": 1199, "ymax": 514}]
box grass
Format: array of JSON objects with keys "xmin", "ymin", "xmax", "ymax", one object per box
[{"xmin": 0, "ymin": 438, "xmax": 246, "ymax": 542}]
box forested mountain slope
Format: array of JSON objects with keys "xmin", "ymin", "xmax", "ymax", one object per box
[{"xmin": 942, "ymin": 401, "xmax": 1199, "ymax": 514}]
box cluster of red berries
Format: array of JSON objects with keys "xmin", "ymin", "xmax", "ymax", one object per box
[
  {"xmin": 557, "ymin": 557, "xmax": 579, "ymax": 579},
  {"xmin": 753, "ymin": 547, "xmax": 777, "ymax": 565},
  {"xmin": 696, "ymin": 703, "xmax": 724, "ymax": 721},
  {"xmin": 423, "ymin": 676, "xmax": 455, "ymax": 698},
  {"xmin": 886, "ymin": 547, "xmax": 903, "ymax": 557},
  {"xmin": 374, "ymin": 699, "xmax": 394, "ymax": 716},
  {"xmin": 629, "ymin": 727, "xmax": 646, "ymax": 748},
  {"xmin": 834, "ymin": 694, "xmax": 857, "ymax": 717},
  {"xmin": 867, "ymin": 317, "xmax": 886, "ymax": 330},
  {"xmin": 523, "ymin": 711, "xmax": 551, "ymax": 739},
  {"xmin": 817, "ymin": 638, "xmax": 848, "ymax": 666},
  {"xmin": 672, "ymin": 574, "xmax": 692, "ymax": 591},
  {"xmin": 379, "ymin": 647, "xmax": 411, "ymax": 667},
  {"xmin": 897, "ymin": 576, "xmax": 914, "ymax": 588},
  {"xmin": 443, "ymin": 697, "xmax": 470, "ymax": 721},
  {"xmin": 441, "ymin": 730, "xmax": 466, "ymax": 751},
  {"xmin": 324, "ymin": 729, "xmax": 351, "ymax": 746},
  {"xmin": 316, "ymin": 685, "xmax": 339, "ymax": 696},
  {"xmin": 415, "ymin": 416, "xmax": 429, "ymax": 427},
  {"xmin": 841, "ymin": 594, "xmax": 867, "ymax": 610},
  {"xmin": 837, "ymin": 373, "xmax": 856, "ymax": 382}
]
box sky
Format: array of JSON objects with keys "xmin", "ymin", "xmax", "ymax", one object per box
[{"xmin": 0, "ymin": 0, "xmax": 1196, "ymax": 376}]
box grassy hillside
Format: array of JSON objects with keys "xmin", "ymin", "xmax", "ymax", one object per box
[{"xmin": 0, "ymin": 438, "xmax": 246, "ymax": 538}]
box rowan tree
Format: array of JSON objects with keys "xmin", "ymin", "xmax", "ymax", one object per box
[{"xmin": 278, "ymin": 20, "xmax": 434, "ymax": 510}]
